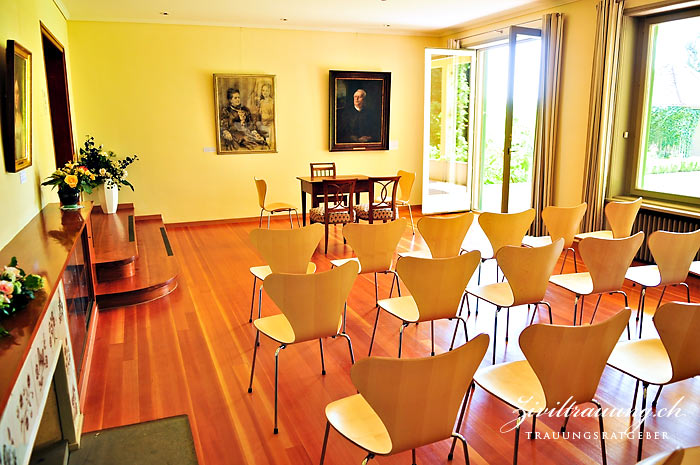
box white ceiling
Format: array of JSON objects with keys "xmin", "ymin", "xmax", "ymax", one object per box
[{"xmin": 58, "ymin": 0, "xmax": 562, "ymax": 37}]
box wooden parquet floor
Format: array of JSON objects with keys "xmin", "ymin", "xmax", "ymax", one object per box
[{"xmin": 82, "ymin": 215, "xmax": 700, "ymax": 465}]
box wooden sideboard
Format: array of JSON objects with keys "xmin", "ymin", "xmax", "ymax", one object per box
[{"xmin": 0, "ymin": 203, "xmax": 97, "ymax": 464}]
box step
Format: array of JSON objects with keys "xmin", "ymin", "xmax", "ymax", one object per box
[
  {"xmin": 96, "ymin": 216, "xmax": 178, "ymax": 309},
  {"xmin": 91, "ymin": 204, "xmax": 138, "ymax": 281}
]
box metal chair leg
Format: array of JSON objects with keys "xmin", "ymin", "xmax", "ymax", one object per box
[
  {"xmin": 561, "ymin": 407, "xmax": 572, "ymax": 432},
  {"xmin": 680, "ymin": 282, "xmax": 690, "ymax": 302},
  {"xmin": 505, "ymin": 307, "xmax": 510, "ymax": 343},
  {"xmin": 273, "ymin": 344, "xmax": 286, "ymax": 434},
  {"xmin": 655, "ymin": 286, "xmax": 667, "ymax": 310},
  {"xmin": 652, "ymin": 385, "xmax": 663, "ymax": 408},
  {"xmin": 343, "ymin": 302, "xmax": 347, "ymax": 334},
  {"xmin": 572, "ymin": 248, "xmax": 579, "ymax": 273},
  {"xmin": 257, "ymin": 284, "xmax": 264, "ymax": 322},
  {"xmin": 288, "ymin": 210, "xmax": 293, "ymax": 228},
  {"xmin": 398, "ymin": 322, "xmax": 408, "ymax": 358},
  {"xmin": 412, "ymin": 449, "xmax": 417, "ymax": 465},
  {"xmin": 408, "ymin": 203, "xmax": 415, "ymax": 235},
  {"xmin": 530, "ymin": 415, "xmax": 537, "ymax": 439},
  {"xmin": 361, "ymin": 453, "xmax": 375, "ymax": 464},
  {"xmin": 559, "ymin": 248, "xmax": 569, "ymax": 274},
  {"xmin": 492, "ymin": 307, "xmax": 500, "ymax": 364},
  {"xmin": 320, "ymin": 421, "xmax": 330, "ymax": 465},
  {"xmin": 431, "ymin": 321, "xmax": 435, "ymax": 356},
  {"xmin": 294, "ymin": 209, "xmax": 301, "ymax": 227},
  {"xmin": 267, "ymin": 211, "xmax": 271, "ymax": 229},
  {"xmin": 543, "ymin": 302, "xmax": 553, "ymax": 324},
  {"xmin": 368, "ymin": 308, "xmax": 381, "ymax": 356},
  {"xmin": 338, "ymin": 332, "xmax": 355, "ymax": 364},
  {"xmin": 631, "ymin": 379, "xmax": 640, "ymax": 416},
  {"xmin": 514, "ymin": 410, "xmax": 524, "ymax": 465},
  {"xmin": 259, "ymin": 208, "xmax": 264, "ymax": 228},
  {"xmin": 450, "ymin": 433, "xmax": 470, "ymax": 465},
  {"xmin": 573, "ymin": 295, "xmax": 579, "ymax": 326},
  {"xmin": 637, "ymin": 383, "xmax": 649, "ymax": 461},
  {"xmin": 247, "ymin": 330, "xmax": 260, "ymax": 393},
  {"xmin": 249, "ymin": 276, "xmax": 257, "ymax": 323},
  {"xmin": 448, "ymin": 383, "xmax": 473, "ymax": 461},
  {"xmin": 589, "ymin": 294, "xmax": 603, "ymax": 324},
  {"xmin": 374, "ymin": 272, "xmax": 379, "ymax": 307},
  {"xmin": 579, "ymin": 295, "xmax": 586, "ymax": 326},
  {"xmin": 319, "ymin": 339, "xmax": 326, "ymax": 375},
  {"xmin": 592, "ymin": 399, "xmax": 607, "ymax": 465}
]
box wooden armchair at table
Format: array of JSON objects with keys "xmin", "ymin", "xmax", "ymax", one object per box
[
  {"xmin": 575, "ymin": 197, "xmax": 642, "ymax": 240},
  {"xmin": 522, "ymin": 203, "xmax": 587, "ymax": 273},
  {"xmin": 248, "ymin": 224, "xmax": 323, "ymax": 323},
  {"xmin": 461, "ymin": 239, "xmax": 564, "ymax": 364},
  {"xmin": 399, "ymin": 212, "xmax": 475, "ymax": 260},
  {"xmin": 607, "ymin": 302, "xmax": 700, "ymax": 462},
  {"xmin": 310, "ymin": 162, "xmax": 337, "ymax": 207},
  {"xmin": 549, "ymin": 232, "xmax": 643, "ymax": 330},
  {"xmin": 354, "ymin": 176, "xmax": 400, "ymax": 224},
  {"xmin": 396, "ymin": 170, "xmax": 416, "ymax": 234},
  {"xmin": 320, "ymin": 333, "xmax": 490, "ymax": 465},
  {"xmin": 254, "ymin": 177, "xmax": 301, "ymax": 229},
  {"xmin": 330, "ymin": 219, "xmax": 407, "ymax": 310},
  {"xmin": 473, "ymin": 308, "xmax": 630, "ymax": 465},
  {"xmin": 309, "ymin": 179, "xmax": 356, "ymax": 254},
  {"xmin": 368, "ymin": 252, "xmax": 481, "ymax": 358},
  {"xmin": 626, "ymin": 229, "xmax": 700, "ymax": 338},
  {"xmin": 247, "ymin": 261, "xmax": 358, "ymax": 434}
]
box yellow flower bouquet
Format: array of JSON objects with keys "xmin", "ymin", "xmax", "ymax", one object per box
[{"xmin": 41, "ymin": 162, "xmax": 98, "ymax": 208}]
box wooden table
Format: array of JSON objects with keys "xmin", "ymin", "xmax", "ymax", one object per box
[{"xmin": 296, "ymin": 175, "xmax": 370, "ymax": 226}]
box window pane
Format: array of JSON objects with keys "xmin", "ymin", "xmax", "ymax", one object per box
[{"xmin": 638, "ymin": 16, "xmax": 700, "ymax": 198}]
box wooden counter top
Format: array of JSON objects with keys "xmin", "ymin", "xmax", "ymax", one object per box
[{"xmin": 0, "ymin": 203, "xmax": 92, "ymax": 410}]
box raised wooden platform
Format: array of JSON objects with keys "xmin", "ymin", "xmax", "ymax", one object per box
[{"xmin": 92, "ymin": 205, "xmax": 178, "ymax": 309}]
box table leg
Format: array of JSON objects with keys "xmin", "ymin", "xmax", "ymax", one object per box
[{"xmin": 301, "ymin": 187, "xmax": 307, "ymax": 226}]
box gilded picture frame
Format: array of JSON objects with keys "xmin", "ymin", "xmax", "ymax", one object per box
[
  {"xmin": 329, "ymin": 70, "xmax": 390, "ymax": 152},
  {"xmin": 4, "ymin": 40, "xmax": 32, "ymax": 172},
  {"xmin": 214, "ymin": 74, "xmax": 277, "ymax": 154}
]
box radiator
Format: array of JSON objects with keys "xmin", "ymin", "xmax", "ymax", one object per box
[{"xmin": 632, "ymin": 209, "xmax": 700, "ymax": 263}]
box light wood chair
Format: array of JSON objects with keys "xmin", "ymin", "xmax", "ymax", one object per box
[
  {"xmin": 636, "ymin": 446, "xmax": 700, "ymax": 465},
  {"xmin": 320, "ymin": 333, "xmax": 490, "ymax": 465},
  {"xmin": 607, "ymin": 302, "xmax": 700, "ymax": 461},
  {"xmin": 522, "ymin": 203, "xmax": 587, "ymax": 273},
  {"xmin": 463, "ymin": 239, "xmax": 564, "ymax": 364},
  {"xmin": 626, "ymin": 229, "xmax": 700, "ymax": 338},
  {"xmin": 330, "ymin": 219, "xmax": 407, "ymax": 309},
  {"xmin": 549, "ymin": 232, "xmax": 644, "ymax": 329},
  {"xmin": 309, "ymin": 179, "xmax": 356, "ymax": 254},
  {"xmin": 474, "ymin": 308, "xmax": 631, "ymax": 465},
  {"xmin": 396, "ymin": 170, "xmax": 416, "ymax": 234},
  {"xmin": 354, "ymin": 176, "xmax": 400, "ymax": 224},
  {"xmin": 400, "ymin": 212, "xmax": 475, "ymax": 260},
  {"xmin": 368, "ymin": 252, "xmax": 481, "ymax": 358},
  {"xmin": 575, "ymin": 197, "xmax": 642, "ymax": 240},
  {"xmin": 254, "ymin": 177, "xmax": 300, "ymax": 228},
  {"xmin": 248, "ymin": 224, "xmax": 323, "ymax": 323},
  {"xmin": 247, "ymin": 261, "xmax": 358, "ymax": 434}
]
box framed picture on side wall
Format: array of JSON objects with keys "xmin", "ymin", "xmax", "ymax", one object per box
[
  {"xmin": 330, "ymin": 70, "xmax": 390, "ymax": 152},
  {"xmin": 4, "ymin": 40, "xmax": 32, "ymax": 172},
  {"xmin": 214, "ymin": 74, "xmax": 277, "ymax": 154}
]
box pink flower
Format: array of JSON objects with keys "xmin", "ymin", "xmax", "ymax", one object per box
[
  {"xmin": 4, "ymin": 266, "xmax": 21, "ymax": 278},
  {"xmin": 0, "ymin": 280, "xmax": 14, "ymax": 296}
]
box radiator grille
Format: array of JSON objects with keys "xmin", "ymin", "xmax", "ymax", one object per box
[{"xmin": 632, "ymin": 209, "xmax": 700, "ymax": 263}]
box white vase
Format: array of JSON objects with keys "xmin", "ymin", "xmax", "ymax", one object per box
[{"xmin": 99, "ymin": 183, "xmax": 119, "ymax": 214}]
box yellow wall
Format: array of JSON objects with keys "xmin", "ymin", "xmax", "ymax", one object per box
[
  {"xmin": 0, "ymin": 0, "xmax": 71, "ymax": 248},
  {"xmin": 67, "ymin": 22, "xmax": 439, "ymax": 223},
  {"xmin": 443, "ymin": 0, "xmax": 599, "ymax": 207}
]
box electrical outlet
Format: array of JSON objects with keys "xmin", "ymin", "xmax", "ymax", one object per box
[{"xmin": 19, "ymin": 171, "xmax": 27, "ymax": 184}]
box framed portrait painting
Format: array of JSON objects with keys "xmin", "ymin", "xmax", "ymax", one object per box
[
  {"xmin": 329, "ymin": 70, "xmax": 390, "ymax": 152},
  {"xmin": 214, "ymin": 74, "xmax": 277, "ymax": 154},
  {"xmin": 4, "ymin": 40, "xmax": 32, "ymax": 172}
]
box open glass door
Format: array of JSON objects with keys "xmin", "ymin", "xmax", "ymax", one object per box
[
  {"xmin": 422, "ymin": 48, "xmax": 476, "ymax": 214},
  {"xmin": 474, "ymin": 27, "xmax": 541, "ymax": 212}
]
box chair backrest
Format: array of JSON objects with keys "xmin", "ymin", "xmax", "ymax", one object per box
[
  {"xmin": 249, "ymin": 223, "xmax": 323, "ymax": 273},
  {"xmin": 520, "ymin": 308, "xmax": 630, "ymax": 408},
  {"xmin": 396, "ymin": 252, "xmax": 481, "ymax": 322},
  {"xmin": 396, "ymin": 170, "xmax": 415, "ymax": 203},
  {"xmin": 479, "ymin": 209, "xmax": 536, "ymax": 257},
  {"xmin": 654, "ymin": 302, "xmax": 700, "ymax": 384},
  {"xmin": 636, "ymin": 448, "xmax": 689, "ymax": 465},
  {"xmin": 350, "ymin": 333, "xmax": 489, "ymax": 454},
  {"xmin": 367, "ymin": 176, "xmax": 400, "ymax": 223},
  {"xmin": 310, "ymin": 162, "xmax": 336, "ymax": 178},
  {"xmin": 541, "ymin": 203, "xmax": 587, "ymax": 249},
  {"xmin": 417, "ymin": 213, "xmax": 475, "ymax": 258},
  {"xmin": 648, "ymin": 229, "xmax": 700, "ymax": 285},
  {"xmin": 254, "ymin": 177, "xmax": 267, "ymax": 209},
  {"xmin": 605, "ymin": 197, "xmax": 642, "ymax": 238},
  {"xmin": 322, "ymin": 179, "xmax": 356, "ymax": 223},
  {"xmin": 342, "ymin": 219, "xmax": 407, "ymax": 273},
  {"xmin": 579, "ymin": 232, "xmax": 644, "ymax": 294},
  {"xmin": 263, "ymin": 261, "xmax": 358, "ymax": 342},
  {"xmin": 497, "ymin": 239, "xmax": 564, "ymax": 306}
]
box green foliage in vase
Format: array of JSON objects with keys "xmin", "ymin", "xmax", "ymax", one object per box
[
  {"xmin": 0, "ymin": 257, "xmax": 45, "ymax": 337},
  {"xmin": 78, "ymin": 136, "xmax": 139, "ymax": 191}
]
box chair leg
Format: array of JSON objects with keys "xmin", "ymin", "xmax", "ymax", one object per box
[
  {"xmin": 259, "ymin": 208, "xmax": 264, "ymax": 228},
  {"xmin": 655, "ymin": 286, "xmax": 667, "ymax": 310},
  {"xmin": 368, "ymin": 308, "xmax": 381, "ymax": 356},
  {"xmin": 398, "ymin": 322, "xmax": 408, "ymax": 358},
  {"xmin": 247, "ymin": 330, "xmax": 260, "ymax": 393},
  {"xmin": 589, "ymin": 294, "xmax": 603, "ymax": 324},
  {"xmin": 559, "ymin": 248, "xmax": 569, "ymax": 274},
  {"xmin": 637, "ymin": 383, "xmax": 649, "ymax": 461},
  {"xmin": 680, "ymin": 282, "xmax": 690, "ymax": 303},
  {"xmin": 573, "ymin": 295, "xmax": 579, "ymax": 326},
  {"xmin": 591, "ymin": 399, "xmax": 607, "ymax": 465},
  {"xmin": 361, "ymin": 453, "xmax": 375, "ymax": 464},
  {"xmin": 320, "ymin": 421, "xmax": 330, "ymax": 465},
  {"xmin": 450, "ymin": 433, "xmax": 470, "ymax": 465},
  {"xmin": 514, "ymin": 410, "xmax": 524, "ymax": 465},
  {"xmin": 267, "ymin": 211, "xmax": 271, "ymax": 229},
  {"xmin": 288, "ymin": 210, "xmax": 293, "ymax": 228},
  {"xmin": 257, "ymin": 284, "xmax": 263, "ymax": 323},
  {"xmin": 530, "ymin": 415, "xmax": 537, "ymax": 439},
  {"xmin": 294, "ymin": 209, "xmax": 301, "ymax": 227},
  {"xmin": 579, "ymin": 295, "xmax": 585, "ymax": 326},
  {"xmin": 561, "ymin": 407, "xmax": 572, "ymax": 432},
  {"xmin": 338, "ymin": 332, "xmax": 355, "ymax": 364},
  {"xmin": 412, "ymin": 449, "xmax": 417, "ymax": 465},
  {"xmin": 374, "ymin": 272, "xmax": 379, "ymax": 307},
  {"xmin": 492, "ymin": 307, "xmax": 500, "ymax": 364},
  {"xmin": 431, "ymin": 321, "xmax": 435, "ymax": 356},
  {"xmin": 572, "ymin": 248, "xmax": 579, "ymax": 273},
  {"xmin": 476, "ymin": 261, "xmax": 482, "ymax": 316},
  {"xmin": 610, "ymin": 290, "xmax": 631, "ymax": 339},
  {"xmin": 324, "ymin": 223, "xmax": 329, "ymax": 254},
  {"xmin": 637, "ymin": 287, "xmax": 647, "ymax": 338},
  {"xmin": 408, "ymin": 203, "xmax": 415, "ymax": 235},
  {"xmin": 319, "ymin": 339, "xmax": 326, "ymax": 375},
  {"xmin": 652, "ymin": 385, "xmax": 663, "ymax": 408},
  {"xmin": 448, "ymin": 382, "xmax": 474, "ymax": 461},
  {"xmin": 631, "ymin": 379, "xmax": 640, "ymax": 416},
  {"xmin": 249, "ymin": 276, "xmax": 258, "ymax": 323},
  {"xmin": 342, "ymin": 302, "xmax": 347, "ymax": 334},
  {"xmin": 273, "ymin": 344, "xmax": 286, "ymax": 434},
  {"xmin": 505, "ymin": 307, "xmax": 510, "ymax": 343}
]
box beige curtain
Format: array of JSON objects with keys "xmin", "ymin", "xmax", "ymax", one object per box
[
  {"xmin": 531, "ymin": 13, "xmax": 564, "ymax": 236},
  {"xmin": 581, "ymin": 0, "xmax": 625, "ymax": 232},
  {"xmin": 447, "ymin": 38, "xmax": 461, "ymax": 49}
]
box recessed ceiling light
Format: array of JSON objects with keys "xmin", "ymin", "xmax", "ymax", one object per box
[
  {"xmin": 384, "ymin": 24, "xmax": 391, "ymax": 27},
  {"xmin": 281, "ymin": 18, "xmax": 288, "ymax": 22},
  {"xmin": 159, "ymin": 11, "xmax": 169, "ymax": 15}
]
